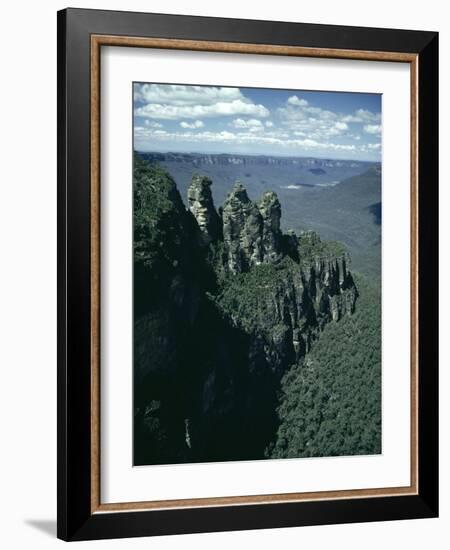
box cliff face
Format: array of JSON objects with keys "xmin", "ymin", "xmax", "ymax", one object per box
[
  {"xmin": 186, "ymin": 174, "xmax": 221, "ymax": 245},
  {"xmin": 139, "ymin": 150, "xmax": 367, "ymax": 170},
  {"xmin": 220, "ymin": 183, "xmax": 283, "ymax": 273},
  {"xmin": 133, "ymin": 154, "xmax": 358, "ymax": 465}
]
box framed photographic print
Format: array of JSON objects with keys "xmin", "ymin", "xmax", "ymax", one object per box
[{"xmin": 57, "ymin": 8, "xmax": 438, "ymax": 541}]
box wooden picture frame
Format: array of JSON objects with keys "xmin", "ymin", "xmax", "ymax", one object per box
[{"xmin": 57, "ymin": 7, "xmax": 438, "ymax": 541}]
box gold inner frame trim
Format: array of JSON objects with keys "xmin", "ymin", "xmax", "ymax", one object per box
[{"xmin": 90, "ymin": 34, "xmax": 419, "ymax": 514}]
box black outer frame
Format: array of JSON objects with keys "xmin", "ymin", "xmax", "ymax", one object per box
[{"xmin": 57, "ymin": 7, "xmax": 439, "ymax": 542}]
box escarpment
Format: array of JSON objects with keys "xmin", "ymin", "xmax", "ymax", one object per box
[{"xmin": 133, "ymin": 154, "xmax": 358, "ymax": 465}]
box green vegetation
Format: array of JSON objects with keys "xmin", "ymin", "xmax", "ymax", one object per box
[
  {"xmin": 296, "ymin": 230, "xmax": 348, "ymax": 268},
  {"xmin": 212, "ymin": 257, "xmax": 300, "ymax": 333},
  {"xmin": 134, "ymin": 153, "xmax": 188, "ymax": 270},
  {"xmin": 267, "ymin": 274, "xmax": 381, "ymax": 458}
]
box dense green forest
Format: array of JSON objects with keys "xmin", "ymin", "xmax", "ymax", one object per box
[{"xmin": 267, "ymin": 275, "xmax": 381, "ymax": 458}]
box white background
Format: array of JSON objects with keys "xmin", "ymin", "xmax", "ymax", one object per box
[
  {"xmin": 102, "ymin": 47, "xmax": 411, "ymax": 504},
  {"xmin": 0, "ymin": 1, "xmax": 447, "ymax": 548}
]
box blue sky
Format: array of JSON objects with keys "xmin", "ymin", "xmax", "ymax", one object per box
[{"xmin": 134, "ymin": 83, "xmax": 381, "ymax": 161}]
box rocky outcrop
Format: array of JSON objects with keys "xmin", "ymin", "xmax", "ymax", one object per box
[
  {"xmin": 258, "ymin": 191, "xmax": 282, "ymax": 264},
  {"xmin": 220, "ymin": 183, "xmax": 283, "ymax": 273},
  {"xmin": 222, "ymin": 182, "xmax": 264, "ymax": 273},
  {"xmin": 187, "ymin": 174, "xmax": 221, "ymax": 245},
  {"xmin": 296, "ymin": 230, "xmax": 357, "ymax": 321}
]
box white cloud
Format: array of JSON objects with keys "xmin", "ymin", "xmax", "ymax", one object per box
[
  {"xmin": 279, "ymin": 101, "xmax": 353, "ymax": 141},
  {"xmin": 287, "ymin": 95, "xmax": 309, "ymax": 106},
  {"xmin": 134, "ymin": 126, "xmax": 377, "ymax": 158},
  {"xmin": 279, "ymin": 100, "xmax": 381, "ymax": 144},
  {"xmin": 134, "ymin": 84, "xmax": 244, "ymax": 106},
  {"xmin": 135, "ymin": 99, "xmax": 269, "ymax": 120},
  {"xmin": 144, "ymin": 120, "xmax": 163, "ymax": 128},
  {"xmin": 180, "ymin": 120, "xmax": 204, "ymax": 129},
  {"xmin": 363, "ymin": 124, "xmax": 382, "ymax": 135},
  {"xmin": 134, "ymin": 84, "xmax": 269, "ymax": 120},
  {"xmin": 343, "ymin": 109, "xmax": 381, "ymax": 123},
  {"xmin": 134, "ymin": 126, "xmax": 167, "ymax": 139},
  {"xmin": 288, "ymin": 138, "xmax": 356, "ymax": 152},
  {"xmin": 304, "ymin": 107, "xmax": 336, "ymax": 120},
  {"xmin": 231, "ymin": 118, "xmax": 264, "ymax": 130},
  {"xmin": 327, "ymin": 122, "xmax": 350, "ymax": 136},
  {"xmin": 358, "ymin": 142, "xmax": 382, "ymax": 153},
  {"xmin": 277, "ymin": 96, "xmax": 356, "ymax": 142},
  {"xmin": 134, "ymin": 84, "xmax": 382, "ymax": 159},
  {"xmin": 134, "ymin": 90, "xmax": 381, "ymax": 159}
]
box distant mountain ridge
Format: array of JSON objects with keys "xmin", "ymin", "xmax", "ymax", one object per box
[
  {"xmin": 138, "ymin": 151, "xmax": 374, "ymax": 170},
  {"xmin": 137, "ymin": 152, "xmax": 381, "ymax": 277}
]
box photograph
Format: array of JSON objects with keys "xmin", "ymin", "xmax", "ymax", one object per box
[
  {"xmin": 132, "ymin": 83, "xmax": 382, "ymax": 466},
  {"xmin": 51, "ymin": 5, "xmax": 438, "ymax": 542}
]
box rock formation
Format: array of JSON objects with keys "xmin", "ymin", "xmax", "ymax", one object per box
[
  {"xmin": 187, "ymin": 174, "xmax": 221, "ymax": 245},
  {"xmin": 221, "ymin": 182, "xmax": 264, "ymax": 273},
  {"xmin": 258, "ymin": 191, "xmax": 282, "ymax": 264}
]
